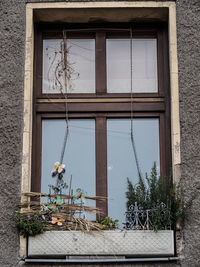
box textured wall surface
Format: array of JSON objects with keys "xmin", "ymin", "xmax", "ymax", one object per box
[
  {"xmin": 0, "ymin": 0, "xmax": 200, "ymax": 266},
  {"xmin": 19, "ymin": 263, "xmax": 181, "ymax": 267},
  {"xmin": 0, "ymin": 0, "xmax": 25, "ymax": 266},
  {"xmin": 26, "ymin": 0, "xmax": 175, "ymax": 2},
  {"xmin": 176, "ymin": 0, "xmax": 200, "ymax": 266}
]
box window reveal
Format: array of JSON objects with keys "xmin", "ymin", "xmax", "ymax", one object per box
[{"xmin": 32, "ymin": 23, "xmax": 171, "ymax": 222}]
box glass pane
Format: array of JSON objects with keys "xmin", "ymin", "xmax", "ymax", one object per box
[
  {"xmin": 41, "ymin": 119, "xmax": 95, "ymax": 220},
  {"xmin": 107, "ymin": 118, "xmax": 160, "ymax": 227},
  {"xmin": 43, "ymin": 39, "xmax": 95, "ymax": 94},
  {"xmin": 107, "ymin": 39, "xmax": 158, "ymax": 93}
]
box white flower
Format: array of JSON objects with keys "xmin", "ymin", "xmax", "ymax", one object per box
[{"xmin": 51, "ymin": 162, "xmax": 65, "ymax": 175}]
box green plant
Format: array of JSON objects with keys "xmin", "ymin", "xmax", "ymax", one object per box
[
  {"xmin": 14, "ymin": 211, "xmax": 47, "ymax": 237},
  {"xmin": 126, "ymin": 163, "xmax": 196, "ymax": 230},
  {"xmin": 98, "ymin": 216, "xmax": 119, "ymax": 230}
]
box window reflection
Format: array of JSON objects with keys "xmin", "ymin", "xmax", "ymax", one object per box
[
  {"xmin": 107, "ymin": 118, "xmax": 160, "ymax": 227},
  {"xmin": 43, "ymin": 39, "xmax": 95, "ymax": 94},
  {"xmin": 41, "ymin": 119, "xmax": 96, "ymax": 220},
  {"xmin": 107, "ymin": 39, "xmax": 158, "ymax": 93}
]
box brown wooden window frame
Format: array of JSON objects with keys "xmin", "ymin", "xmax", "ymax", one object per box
[{"xmin": 32, "ymin": 22, "xmax": 171, "ymax": 218}]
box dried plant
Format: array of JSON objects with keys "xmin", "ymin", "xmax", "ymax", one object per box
[
  {"xmin": 45, "ymin": 39, "xmax": 79, "ymax": 94},
  {"xmin": 15, "ymin": 192, "xmax": 105, "ymax": 235}
]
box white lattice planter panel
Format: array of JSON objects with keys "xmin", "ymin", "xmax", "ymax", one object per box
[{"xmin": 28, "ymin": 230, "xmax": 174, "ymax": 257}]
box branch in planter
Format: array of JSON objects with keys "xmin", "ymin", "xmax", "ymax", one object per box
[
  {"xmin": 23, "ymin": 192, "xmax": 107, "ymax": 201},
  {"xmin": 45, "ymin": 218, "xmax": 103, "ymax": 232},
  {"xmin": 15, "ymin": 211, "xmax": 103, "ymax": 236},
  {"xmin": 19, "ymin": 202, "xmax": 100, "ymax": 213},
  {"xmin": 15, "ymin": 191, "xmax": 106, "ymax": 236}
]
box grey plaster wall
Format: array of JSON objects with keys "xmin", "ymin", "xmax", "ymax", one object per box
[
  {"xmin": 0, "ymin": 0, "xmax": 25, "ymax": 266},
  {"xmin": 26, "ymin": 0, "xmax": 175, "ymax": 2},
  {"xmin": 20, "ymin": 264, "xmax": 175, "ymax": 267},
  {"xmin": 0, "ymin": 0, "xmax": 200, "ymax": 266},
  {"xmin": 176, "ymin": 0, "xmax": 200, "ymax": 266}
]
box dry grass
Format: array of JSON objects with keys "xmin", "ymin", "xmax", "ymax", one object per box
[{"xmin": 19, "ymin": 191, "xmax": 105, "ymax": 232}]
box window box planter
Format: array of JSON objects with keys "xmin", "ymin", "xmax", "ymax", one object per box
[{"xmin": 28, "ymin": 230, "xmax": 174, "ymax": 257}]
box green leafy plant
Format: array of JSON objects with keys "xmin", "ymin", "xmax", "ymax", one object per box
[
  {"xmin": 126, "ymin": 163, "xmax": 196, "ymax": 230},
  {"xmin": 14, "ymin": 211, "xmax": 47, "ymax": 237},
  {"xmin": 98, "ymin": 216, "xmax": 119, "ymax": 230}
]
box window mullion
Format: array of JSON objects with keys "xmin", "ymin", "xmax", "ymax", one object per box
[
  {"xmin": 96, "ymin": 116, "xmax": 107, "ymax": 219},
  {"xmin": 96, "ymin": 32, "xmax": 106, "ymax": 94}
]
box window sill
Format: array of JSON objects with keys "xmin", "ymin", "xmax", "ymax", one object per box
[{"xmin": 28, "ymin": 230, "xmax": 174, "ymax": 257}]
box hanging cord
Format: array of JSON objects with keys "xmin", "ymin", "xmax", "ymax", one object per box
[
  {"xmin": 130, "ymin": 26, "xmax": 143, "ymax": 179},
  {"xmin": 59, "ymin": 30, "xmax": 69, "ymax": 164}
]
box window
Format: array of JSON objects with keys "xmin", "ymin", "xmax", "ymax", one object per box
[{"xmin": 32, "ymin": 23, "xmax": 171, "ymax": 225}]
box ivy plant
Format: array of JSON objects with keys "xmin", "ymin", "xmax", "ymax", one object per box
[
  {"xmin": 14, "ymin": 212, "xmax": 47, "ymax": 237},
  {"xmin": 97, "ymin": 216, "xmax": 119, "ymax": 230}
]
